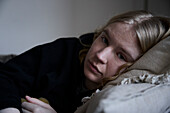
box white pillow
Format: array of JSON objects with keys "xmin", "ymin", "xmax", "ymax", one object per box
[{"xmin": 79, "ymin": 83, "xmax": 170, "ymax": 113}]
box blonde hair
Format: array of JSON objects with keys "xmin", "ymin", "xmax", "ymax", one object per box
[
  {"xmin": 95, "ymin": 10, "xmax": 170, "ymax": 53},
  {"xmin": 100, "ymin": 10, "xmax": 170, "ymax": 86},
  {"xmin": 79, "ymin": 10, "xmax": 170, "ymax": 86}
]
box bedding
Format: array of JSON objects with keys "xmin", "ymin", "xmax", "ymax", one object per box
[
  {"xmin": 0, "ymin": 54, "xmax": 16, "ymax": 63},
  {"xmin": 75, "ymin": 36, "xmax": 170, "ymax": 113},
  {"xmin": 0, "ymin": 54, "xmax": 16, "ymax": 68}
]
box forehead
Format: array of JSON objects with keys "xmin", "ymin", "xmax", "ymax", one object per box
[
  {"xmin": 104, "ymin": 22, "xmax": 142, "ymax": 60},
  {"xmin": 105, "ymin": 22, "xmax": 136, "ymax": 41}
]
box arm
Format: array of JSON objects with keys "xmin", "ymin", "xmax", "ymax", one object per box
[
  {"xmin": 0, "ymin": 38, "xmax": 77, "ymax": 112},
  {"xmin": 0, "ymin": 42, "xmax": 49, "ymax": 111}
]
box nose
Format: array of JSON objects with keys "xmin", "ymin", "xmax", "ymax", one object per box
[{"xmin": 96, "ymin": 47, "xmax": 112, "ymax": 64}]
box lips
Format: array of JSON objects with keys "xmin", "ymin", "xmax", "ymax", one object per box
[{"xmin": 88, "ymin": 60, "xmax": 103, "ymax": 76}]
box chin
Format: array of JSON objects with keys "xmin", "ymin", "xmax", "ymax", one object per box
[{"xmin": 84, "ymin": 71, "xmax": 102, "ymax": 84}]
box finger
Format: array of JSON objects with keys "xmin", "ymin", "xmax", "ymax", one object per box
[
  {"xmin": 25, "ymin": 96, "xmax": 53, "ymax": 109},
  {"xmin": 22, "ymin": 101, "xmax": 39, "ymax": 111},
  {"xmin": 22, "ymin": 108, "xmax": 31, "ymax": 113}
]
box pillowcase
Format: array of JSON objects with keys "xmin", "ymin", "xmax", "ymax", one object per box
[{"xmin": 75, "ymin": 83, "xmax": 170, "ymax": 113}]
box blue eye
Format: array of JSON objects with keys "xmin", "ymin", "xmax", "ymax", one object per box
[
  {"xmin": 117, "ymin": 53, "xmax": 125, "ymax": 61},
  {"xmin": 101, "ymin": 37, "xmax": 109, "ymax": 45}
]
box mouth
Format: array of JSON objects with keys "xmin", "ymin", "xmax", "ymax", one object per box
[{"xmin": 88, "ymin": 61, "xmax": 103, "ymax": 76}]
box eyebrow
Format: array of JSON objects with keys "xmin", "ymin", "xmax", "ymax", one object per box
[
  {"xmin": 103, "ymin": 29, "xmax": 135, "ymax": 61},
  {"xmin": 120, "ymin": 48, "xmax": 135, "ymax": 61},
  {"xmin": 103, "ymin": 29, "xmax": 110, "ymax": 39}
]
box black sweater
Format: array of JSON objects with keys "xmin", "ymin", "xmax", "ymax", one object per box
[{"xmin": 0, "ymin": 33, "xmax": 94, "ymax": 113}]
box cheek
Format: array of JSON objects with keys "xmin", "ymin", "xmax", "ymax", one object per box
[
  {"xmin": 105, "ymin": 60, "xmax": 125, "ymax": 77},
  {"xmin": 85, "ymin": 48, "xmax": 94, "ymax": 62},
  {"xmin": 89, "ymin": 38, "xmax": 103, "ymax": 53},
  {"xmin": 86, "ymin": 42, "xmax": 101, "ymax": 58}
]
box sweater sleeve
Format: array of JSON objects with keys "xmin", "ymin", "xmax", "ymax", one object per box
[
  {"xmin": 0, "ymin": 37, "xmax": 81, "ymax": 112},
  {"xmin": 0, "ymin": 44, "xmax": 43, "ymax": 111},
  {"xmin": 0, "ymin": 38, "xmax": 64, "ymax": 111}
]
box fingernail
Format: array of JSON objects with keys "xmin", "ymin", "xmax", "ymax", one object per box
[{"xmin": 26, "ymin": 95, "xmax": 31, "ymax": 99}]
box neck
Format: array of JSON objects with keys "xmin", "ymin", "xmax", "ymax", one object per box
[{"xmin": 84, "ymin": 78, "xmax": 100, "ymax": 90}]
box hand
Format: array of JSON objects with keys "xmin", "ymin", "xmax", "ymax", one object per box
[{"xmin": 22, "ymin": 96, "xmax": 57, "ymax": 113}]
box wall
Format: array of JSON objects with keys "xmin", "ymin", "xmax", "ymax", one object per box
[
  {"xmin": 147, "ymin": 0, "xmax": 170, "ymax": 16},
  {"xmin": 0, "ymin": 0, "xmax": 75, "ymax": 54},
  {"xmin": 72, "ymin": 0, "xmax": 144, "ymax": 36},
  {"xmin": 0, "ymin": 0, "xmax": 168, "ymax": 54}
]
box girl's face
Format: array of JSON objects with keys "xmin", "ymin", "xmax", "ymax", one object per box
[{"xmin": 84, "ymin": 22, "xmax": 142, "ymax": 86}]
